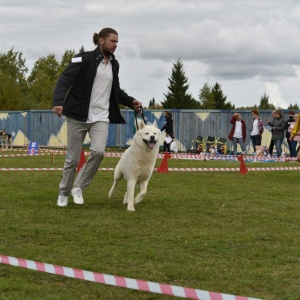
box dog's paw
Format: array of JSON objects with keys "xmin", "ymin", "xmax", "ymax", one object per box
[{"xmin": 127, "ymin": 206, "xmax": 135, "ymax": 212}]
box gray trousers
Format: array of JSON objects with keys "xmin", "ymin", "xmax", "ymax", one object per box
[
  {"xmin": 232, "ymin": 137, "xmax": 246, "ymax": 153},
  {"xmin": 59, "ymin": 118, "xmax": 109, "ymax": 196}
]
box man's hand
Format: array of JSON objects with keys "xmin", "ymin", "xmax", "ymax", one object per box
[
  {"xmin": 53, "ymin": 106, "xmax": 63, "ymax": 117},
  {"xmin": 132, "ymin": 100, "xmax": 142, "ymax": 114}
]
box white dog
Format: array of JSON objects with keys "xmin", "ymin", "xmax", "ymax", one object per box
[{"xmin": 108, "ymin": 120, "xmax": 161, "ymax": 211}]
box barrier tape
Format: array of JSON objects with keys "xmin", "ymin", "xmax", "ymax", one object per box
[
  {"xmin": 0, "ymin": 153, "xmax": 52, "ymax": 158},
  {"xmin": 0, "ymin": 255, "xmax": 261, "ymax": 300},
  {"xmin": 1, "ymin": 151, "xmax": 297, "ymax": 162},
  {"xmin": 1, "ymin": 167, "xmax": 300, "ymax": 172}
]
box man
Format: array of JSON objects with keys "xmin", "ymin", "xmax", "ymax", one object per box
[
  {"xmin": 52, "ymin": 27, "xmax": 141, "ymax": 207},
  {"xmin": 228, "ymin": 112, "xmax": 246, "ymax": 154},
  {"xmin": 250, "ymin": 109, "xmax": 264, "ymax": 153}
]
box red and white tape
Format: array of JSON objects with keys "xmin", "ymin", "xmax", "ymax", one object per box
[
  {"xmin": 167, "ymin": 167, "xmax": 300, "ymax": 171},
  {"xmin": 1, "ymin": 151, "xmax": 298, "ymax": 162},
  {"xmin": 0, "ymin": 153, "xmax": 52, "ymax": 158},
  {"xmin": 0, "ymin": 167, "xmax": 300, "ymax": 172},
  {"xmin": 0, "ymin": 255, "xmax": 260, "ymax": 300}
]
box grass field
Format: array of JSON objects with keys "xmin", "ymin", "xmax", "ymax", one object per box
[{"xmin": 0, "ymin": 149, "xmax": 300, "ymax": 300}]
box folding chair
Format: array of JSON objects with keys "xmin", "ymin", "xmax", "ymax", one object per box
[
  {"xmin": 216, "ymin": 137, "xmax": 228, "ymax": 154},
  {"xmin": 191, "ymin": 135, "xmax": 205, "ymax": 153},
  {"xmin": 206, "ymin": 136, "xmax": 216, "ymax": 152}
]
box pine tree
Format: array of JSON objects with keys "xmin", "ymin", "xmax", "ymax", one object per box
[
  {"xmin": 148, "ymin": 97, "xmax": 155, "ymax": 109},
  {"xmin": 258, "ymin": 93, "xmax": 275, "ymax": 110},
  {"xmin": 287, "ymin": 103, "xmax": 299, "ymax": 110},
  {"xmin": 212, "ymin": 82, "xmax": 234, "ymax": 109},
  {"xmin": 161, "ymin": 58, "xmax": 199, "ymax": 109},
  {"xmin": 199, "ymin": 82, "xmax": 215, "ymax": 108},
  {"xmin": 198, "ymin": 82, "xmax": 234, "ymax": 109},
  {"xmin": 79, "ymin": 45, "xmax": 85, "ymax": 53}
]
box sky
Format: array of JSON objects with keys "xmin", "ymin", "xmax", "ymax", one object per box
[{"xmin": 1, "ymin": 0, "xmax": 300, "ymax": 109}]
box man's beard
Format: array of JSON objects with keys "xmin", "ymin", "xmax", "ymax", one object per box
[{"xmin": 101, "ymin": 47, "xmax": 112, "ymax": 57}]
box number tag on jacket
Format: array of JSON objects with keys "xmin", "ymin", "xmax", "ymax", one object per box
[{"xmin": 72, "ymin": 57, "xmax": 82, "ymax": 63}]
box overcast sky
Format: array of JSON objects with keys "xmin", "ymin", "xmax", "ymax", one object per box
[{"xmin": 1, "ymin": 0, "xmax": 300, "ymax": 109}]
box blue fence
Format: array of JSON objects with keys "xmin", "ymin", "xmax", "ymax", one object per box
[{"xmin": 0, "ymin": 109, "xmax": 293, "ymax": 154}]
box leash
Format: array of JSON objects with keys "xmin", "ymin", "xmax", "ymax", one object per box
[{"xmin": 134, "ymin": 106, "xmax": 147, "ymax": 130}]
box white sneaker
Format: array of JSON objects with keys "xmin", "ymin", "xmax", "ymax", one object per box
[
  {"xmin": 57, "ymin": 195, "xmax": 68, "ymax": 207},
  {"xmin": 72, "ymin": 187, "xmax": 84, "ymax": 204}
]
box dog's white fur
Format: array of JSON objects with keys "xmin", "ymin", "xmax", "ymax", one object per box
[{"xmin": 108, "ymin": 120, "xmax": 161, "ymax": 211}]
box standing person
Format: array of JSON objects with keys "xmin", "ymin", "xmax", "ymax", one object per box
[
  {"xmin": 266, "ymin": 110, "xmax": 286, "ymax": 157},
  {"xmin": 267, "ymin": 110, "xmax": 276, "ymax": 156},
  {"xmin": 285, "ymin": 110, "xmax": 295, "ymax": 156},
  {"xmin": 228, "ymin": 112, "xmax": 246, "ymax": 154},
  {"xmin": 288, "ymin": 114, "xmax": 299, "ymax": 157},
  {"xmin": 161, "ymin": 111, "xmax": 174, "ymax": 153},
  {"xmin": 250, "ymin": 109, "xmax": 264, "ymax": 153},
  {"xmin": 290, "ymin": 113, "xmax": 300, "ymax": 161},
  {"xmin": 52, "ymin": 27, "xmax": 142, "ymax": 207}
]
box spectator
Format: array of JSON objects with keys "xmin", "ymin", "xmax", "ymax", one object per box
[
  {"xmin": 250, "ymin": 109, "xmax": 264, "ymax": 153},
  {"xmin": 286, "ymin": 110, "xmax": 295, "ymax": 156},
  {"xmin": 288, "ymin": 114, "xmax": 299, "ymax": 157},
  {"xmin": 267, "ymin": 110, "xmax": 276, "ymax": 156},
  {"xmin": 228, "ymin": 112, "xmax": 246, "ymax": 154},
  {"xmin": 290, "ymin": 113, "xmax": 300, "ymax": 161},
  {"xmin": 266, "ymin": 110, "xmax": 286, "ymax": 157},
  {"xmin": 161, "ymin": 111, "xmax": 174, "ymax": 153}
]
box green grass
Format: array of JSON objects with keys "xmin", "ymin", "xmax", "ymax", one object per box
[{"xmin": 0, "ymin": 149, "xmax": 300, "ymax": 299}]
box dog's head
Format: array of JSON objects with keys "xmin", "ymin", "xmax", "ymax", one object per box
[
  {"xmin": 135, "ymin": 120, "xmax": 161, "ymax": 150},
  {"xmin": 219, "ymin": 145, "xmax": 225, "ymax": 154},
  {"xmin": 0, "ymin": 129, "xmax": 5, "ymax": 136}
]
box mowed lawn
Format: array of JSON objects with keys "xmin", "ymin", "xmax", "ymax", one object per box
[{"xmin": 0, "ymin": 150, "xmax": 300, "ymax": 300}]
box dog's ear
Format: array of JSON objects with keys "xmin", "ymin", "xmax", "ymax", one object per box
[{"xmin": 152, "ymin": 120, "xmax": 157, "ymax": 128}]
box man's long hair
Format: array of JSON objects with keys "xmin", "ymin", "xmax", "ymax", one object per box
[{"xmin": 93, "ymin": 28, "xmax": 118, "ymax": 45}]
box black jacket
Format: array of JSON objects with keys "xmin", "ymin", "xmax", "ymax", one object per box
[
  {"xmin": 161, "ymin": 116, "xmax": 174, "ymax": 138},
  {"xmin": 52, "ymin": 47, "xmax": 135, "ymax": 124}
]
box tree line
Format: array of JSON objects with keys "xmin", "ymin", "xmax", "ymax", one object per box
[
  {"xmin": 0, "ymin": 48, "xmax": 298, "ymax": 111},
  {"xmin": 0, "ymin": 47, "xmax": 78, "ymax": 110},
  {"xmin": 157, "ymin": 59, "xmax": 299, "ymax": 111}
]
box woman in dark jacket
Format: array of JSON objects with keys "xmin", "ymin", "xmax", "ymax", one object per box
[
  {"xmin": 161, "ymin": 111, "xmax": 174, "ymax": 153},
  {"xmin": 266, "ymin": 110, "xmax": 286, "ymax": 157}
]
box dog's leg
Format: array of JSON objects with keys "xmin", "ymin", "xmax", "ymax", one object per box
[
  {"xmin": 123, "ymin": 183, "xmax": 138, "ymax": 204},
  {"xmin": 126, "ymin": 180, "xmax": 136, "ymax": 211},
  {"xmin": 108, "ymin": 164, "xmax": 123, "ymax": 199},
  {"xmin": 134, "ymin": 180, "xmax": 148, "ymax": 204},
  {"xmin": 123, "ymin": 191, "xmax": 127, "ymax": 204},
  {"xmin": 108, "ymin": 181, "xmax": 118, "ymax": 199}
]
